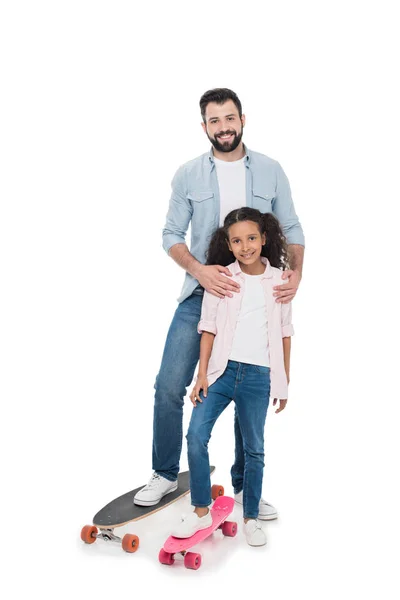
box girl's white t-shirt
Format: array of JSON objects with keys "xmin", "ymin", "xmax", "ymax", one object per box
[
  {"xmin": 214, "ymin": 156, "xmax": 246, "ymax": 225},
  {"xmin": 228, "ymin": 273, "xmax": 270, "ymax": 367}
]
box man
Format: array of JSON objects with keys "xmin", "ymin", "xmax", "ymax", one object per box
[{"xmin": 134, "ymin": 89, "xmax": 305, "ymax": 520}]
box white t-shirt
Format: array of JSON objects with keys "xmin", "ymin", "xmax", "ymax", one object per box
[
  {"xmin": 214, "ymin": 156, "xmax": 246, "ymax": 225},
  {"xmin": 229, "ymin": 273, "xmax": 270, "ymax": 367}
]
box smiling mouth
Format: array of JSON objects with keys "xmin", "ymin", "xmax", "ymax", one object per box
[
  {"xmin": 241, "ymin": 252, "xmax": 255, "ymax": 259},
  {"xmin": 217, "ymin": 132, "xmax": 235, "ymax": 142}
]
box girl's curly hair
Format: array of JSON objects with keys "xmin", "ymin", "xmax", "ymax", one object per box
[{"xmin": 206, "ymin": 207, "xmax": 289, "ymax": 269}]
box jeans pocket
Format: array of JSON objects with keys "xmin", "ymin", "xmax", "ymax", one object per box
[{"xmin": 253, "ymin": 365, "xmax": 270, "ymax": 375}]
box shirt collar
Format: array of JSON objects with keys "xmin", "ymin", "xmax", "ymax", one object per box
[
  {"xmin": 230, "ymin": 256, "xmax": 273, "ymax": 279},
  {"xmin": 208, "ymin": 144, "xmax": 251, "ymax": 169}
]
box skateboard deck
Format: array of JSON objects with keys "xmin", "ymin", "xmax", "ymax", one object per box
[
  {"xmin": 81, "ymin": 466, "xmax": 219, "ymax": 553},
  {"xmin": 159, "ymin": 495, "xmax": 236, "ymax": 570}
]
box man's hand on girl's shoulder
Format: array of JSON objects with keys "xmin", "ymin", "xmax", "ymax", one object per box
[
  {"xmin": 273, "ymin": 398, "xmax": 287, "ymax": 413},
  {"xmin": 273, "ymin": 269, "xmax": 301, "ymax": 303},
  {"xmin": 195, "ymin": 264, "xmax": 241, "ymax": 299}
]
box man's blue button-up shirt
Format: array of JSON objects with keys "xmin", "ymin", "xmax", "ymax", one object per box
[{"xmin": 162, "ymin": 146, "xmax": 305, "ymax": 303}]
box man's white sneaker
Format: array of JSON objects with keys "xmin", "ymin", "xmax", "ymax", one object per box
[
  {"xmin": 171, "ymin": 510, "xmax": 213, "ymax": 538},
  {"xmin": 234, "ymin": 490, "xmax": 278, "ymax": 521},
  {"xmin": 133, "ymin": 473, "xmax": 178, "ymax": 506},
  {"xmin": 244, "ymin": 519, "xmax": 267, "ymax": 546}
]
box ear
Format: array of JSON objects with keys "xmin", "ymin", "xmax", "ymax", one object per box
[
  {"xmin": 241, "ymin": 114, "xmax": 246, "ymax": 127},
  {"xmin": 201, "ymin": 121, "xmax": 207, "ymax": 133},
  {"xmin": 227, "ymin": 239, "xmax": 233, "ymax": 252},
  {"xmin": 262, "ymin": 232, "xmax": 267, "ymax": 246}
]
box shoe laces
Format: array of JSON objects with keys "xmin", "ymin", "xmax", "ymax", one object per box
[
  {"xmin": 145, "ymin": 473, "xmax": 162, "ymax": 490},
  {"xmin": 247, "ymin": 519, "xmax": 261, "ymax": 532}
]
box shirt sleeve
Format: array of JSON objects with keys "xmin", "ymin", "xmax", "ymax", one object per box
[
  {"xmin": 272, "ymin": 162, "xmax": 305, "ymax": 247},
  {"xmin": 281, "ymin": 299, "xmax": 294, "ymax": 337},
  {"xmin": 162, "ymin": 165, "xmax": 193, "ymax": 254},
  {"xmin": 197, "ymin": 291, "xmax": 221, "ymax": 335}
]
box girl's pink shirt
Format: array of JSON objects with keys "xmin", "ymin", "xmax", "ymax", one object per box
[{"xmin": 198, "ymin": 257, "xmax": 294, "ymax": 399}]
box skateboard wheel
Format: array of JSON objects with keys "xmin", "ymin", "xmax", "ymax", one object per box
[
  {"xmin": 122, "ymin": 534, "xmax": 139, "ymax": 553},
  {"xmin": 184, "ymin": 552, "xmax": 201, "ymax": 570},
  {"xmin": 159, "ymin": 549, "xmax": 175, "ymax": 565},
  {"xmin": 221, "ymin": 521, "xmax": 237, "ymax": 537},
  {"xmin": 211, "ymin": 484, "xmax": 224, "ymax": 500},
  {"xmin": 81, "ymin": 525, "xmax": 98, "ymax": 544}
]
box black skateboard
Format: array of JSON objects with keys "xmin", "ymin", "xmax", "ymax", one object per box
[{"xmin": 80, "ymin": 467, "xmax": 224, "ymax": 553}]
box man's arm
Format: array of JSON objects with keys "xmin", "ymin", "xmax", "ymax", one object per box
[
  {"xmin": 288, "ymin": 243, "xmax": 304, "ymax": 278},
  {"xmin": 162, "ymin": 167, "xmax": 240, "ymax": 298},
  {"xmin": 271, "ymin": 162, "xmax": 305, "ymax": 303}
]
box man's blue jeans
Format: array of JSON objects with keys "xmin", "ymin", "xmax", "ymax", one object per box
[
  {"xmin": 187, "ymin": 361, "xmax": 270, "ymax": 519},
  {"xmin": 152, "ymin": 292, "xmax": 263, "ymax": 491}
]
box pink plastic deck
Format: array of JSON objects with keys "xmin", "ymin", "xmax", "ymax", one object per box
[{"xmin": 163, "ymin": 495, "xmax": 235, "ymax": 554}]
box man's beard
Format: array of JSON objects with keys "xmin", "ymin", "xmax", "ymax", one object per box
[{"xmin": 208, "ymin": 127, "xmax": 243, "ymax": 153}]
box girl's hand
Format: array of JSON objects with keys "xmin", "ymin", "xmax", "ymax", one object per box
[
  {"xmin": 190, "ymin": 375, "xmax": 208, "ymax": 406},
  {"xmin": 273, "ymin": 398, "xmax": 287, "ymax": 413}
]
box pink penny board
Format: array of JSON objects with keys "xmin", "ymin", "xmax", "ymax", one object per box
[{"xmin": 159, "ymin": 496, "xmax": 237, "ymax": 570}]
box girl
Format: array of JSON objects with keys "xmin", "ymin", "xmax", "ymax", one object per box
[{"xmin": 171, "ymin": 207, "xmax": 293, "ymax": 546}]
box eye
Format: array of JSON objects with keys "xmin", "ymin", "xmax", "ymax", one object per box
[{"xmin": 249, "ymin": 236, "xmax": 256, "ymax": 241}]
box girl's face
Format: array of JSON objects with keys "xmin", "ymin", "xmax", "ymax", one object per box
[{"xmin": 227, "ymin": 220, "xmax": 266, "ymax": 266}]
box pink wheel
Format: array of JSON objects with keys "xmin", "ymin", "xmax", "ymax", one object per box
[
  {"xmin": 221, "ymin": 521, "xmax": 237, "ymax": 537},
  {"xmin": 184, "ymin": 551, "xmax": 202, "ymax": 570},
  {"xmin": 80, "ymin": 525, "xmax": 98, "ymax": 544},
  {"xmin": 159, "ymin": 548, "xmax": 175, "ymax": 565}
]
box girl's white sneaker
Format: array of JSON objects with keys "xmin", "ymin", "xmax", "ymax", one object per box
[
  {"xmin": 171, "ymin": 510, "xmax": 212, "ymax": 538},
  {"xmin": 244, "ymin": 519, "xmax": 267, "ymax": 546}
]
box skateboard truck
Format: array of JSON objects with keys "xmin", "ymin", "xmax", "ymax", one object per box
[
  {"xmin": 96, "ymin": 528, "xmax": 121, "ymax": 543},
  {"xmin": 81, "ymin": 525, "xmax": 140, "ymax": 553}
]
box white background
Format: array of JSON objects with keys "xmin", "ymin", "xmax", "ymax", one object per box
[{"xmin": 1, "ymin": 1, "xmax": 399, "ymax": 598}]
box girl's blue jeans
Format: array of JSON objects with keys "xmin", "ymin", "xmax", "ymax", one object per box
[{"xmin": 187, "ymin": 360, "xmax": 270, "ymax": 519}]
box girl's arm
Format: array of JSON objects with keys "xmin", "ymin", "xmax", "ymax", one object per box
[
  {"xmin": 190, "ymin": 332, "xmax": 215, "ymax": 405},
  {"xmin": 274, "ymin": 296, "xmax": 293, "ymax": 413},
  {"xmin": 283, "ymin": 336, "xmax": 291, "ymax": 384},
  {"xmin": 198, "ymin": 331, "xmax": 215, "ymax": 377}
]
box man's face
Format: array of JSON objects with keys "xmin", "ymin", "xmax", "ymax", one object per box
[{"xmin": 202, "ymin": 100, "xmax": 245, "ymax": 153}]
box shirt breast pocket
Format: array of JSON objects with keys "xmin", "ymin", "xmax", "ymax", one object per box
[
  {"xmin": 187, "ymin": 191, "xmax": 215, "ymax": 223},
  {"xmin": 252, "ymin": 189, "xmax": 274, "ymax": 213}
]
